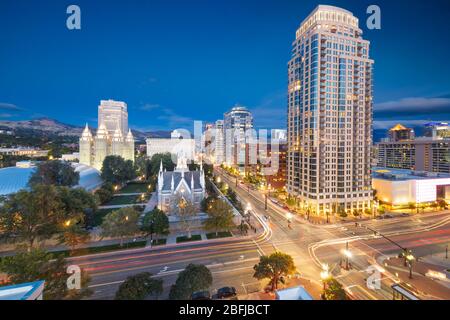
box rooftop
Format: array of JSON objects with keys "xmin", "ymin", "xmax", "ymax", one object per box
[
  {"xmin": 0, "ymin": 162, "xmax": 102, "ymax": 195},
  {"xmin": 0, "ymin": 281, "xmax": 45, "ymax": 300},
  {"xmin": 373, "ymin": 167, "xmax": 450, "ymax": 181}
]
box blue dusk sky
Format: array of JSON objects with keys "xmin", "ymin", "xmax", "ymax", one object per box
[{"xmin": 1, "ymin": 0, "xmax": 450, "ymax": 134}]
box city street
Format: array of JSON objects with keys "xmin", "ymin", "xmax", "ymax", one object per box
[{"xmin": 71, "ymin": 168, "xmax": 450, "ymax": 300}]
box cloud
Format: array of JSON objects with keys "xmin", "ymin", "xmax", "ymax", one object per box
[
  {"xmin": 0, "ymin": 113, "xmax": 14, "ymax": 118},
  {"xmin": 157, "ymin": 107, "xmax": 194, "ymax": 128},
  {"xmin": 374, "ymin": 96, "xmax": 450, "ymax": 118},
  {"xmin": 0, "ymin": 102, "xmax": 23, "ymax": 112},
  {"xmin": 249, "ymin": 91, "xmax": 286, "ymax": 130},
  {"xmin": 373, "ymin": 119, "xmax": 439, "ymax": 130},
  {"xmin": 139, "ymin": 103, "xmax": 161, "ymax": 111}
]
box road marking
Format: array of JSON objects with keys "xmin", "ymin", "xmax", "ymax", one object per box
[
  {"xmin": 253, "ymin": 239, "xmax": 265, "ymax": 256},
  {"xmin": 89, "ymin": 280, "xmax": 124, "ymax": 288}
]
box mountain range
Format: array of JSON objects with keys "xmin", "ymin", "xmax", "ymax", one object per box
[{"xmin": 0, "ymin": 118, "xmax": 172, "ymax": 141}]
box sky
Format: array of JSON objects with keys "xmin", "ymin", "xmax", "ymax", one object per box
[{"xmin": 1, "ymin": 0, "xmax": 450, "ymax": 135}]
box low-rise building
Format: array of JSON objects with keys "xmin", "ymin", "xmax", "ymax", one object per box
[
  {"xmin": 0, "ymin": 147, "xmax": 49, "ymax": 157},
  {"xmin": 372, "ymin": 167, "xmax": 450, "ymax": 206},
  {"xmin": 146, "ymin": 131, "xmax": 195, "ymax": 161}
]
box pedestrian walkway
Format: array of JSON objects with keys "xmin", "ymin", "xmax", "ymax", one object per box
[
  {"xmin": 98, "ymin": 203, "xmax": 146, "ymax": 209},
  {"xmin": 113, "ymin": 192, "xmax": 143, "ymax": 196}
]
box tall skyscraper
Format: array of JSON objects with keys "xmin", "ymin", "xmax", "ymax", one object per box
[
  {"xmin": 224, "ymin": 105, "xmax": 253, "ymax": 174},
  {"xmin": 80, "ymin": 100, "xmax": 134, "ymax": 170},
  {"xmin": 287, "ymin": 5, "xmax": 374, "ymax": 217},
  {"xmin": 98, "ymin": 99, "xmax": 129, "ymax": 136}
]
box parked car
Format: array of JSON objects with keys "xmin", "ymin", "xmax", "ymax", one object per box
[
  {"xmin": 216, "ymin": 287, "xmax": 237, "ymax": 299},
  {"xmin": 191, "ymin": 290, "xmax": 211, "ymax": 300}
]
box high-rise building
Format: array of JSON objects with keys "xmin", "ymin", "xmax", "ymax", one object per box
[
  {"xmin": 388, "ymin": 124, "xmax": 415, "ymax": 142},
  {"xmin": 287, "ymin": 5, "xmax": 374, "ymax": 216},
  {"xmin": 98, "ymin": 100, "xmax": 129, "ymax": 136},
  {"xmin": 377, "ymin": 138, "xmax": 450, "ymax": 173},
  {"xmin": 424, "ymin": 122, "xmax": 450, "ymax": 140},
  {"xmin": 214, "ymin": 120, "xmax": 225, "ymax": 165},
  {"xmin": 224, "ymin": 105, "xmax": 253, "ymax": 174},
  {"xmin": 79, "ymin": 100, "xmax": 134, "ymax": 170}
]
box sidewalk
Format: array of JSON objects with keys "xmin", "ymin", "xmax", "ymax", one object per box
[{"xmin": 384, "ymin": 257, "xmax": 450, "ymax": 299}]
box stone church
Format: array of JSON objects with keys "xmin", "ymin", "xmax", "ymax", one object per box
[{"xmin": 157, "ymin": 154, "xmax": 206, "ymax": 214}]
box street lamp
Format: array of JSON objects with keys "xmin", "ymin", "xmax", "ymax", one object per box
[
  {"xmin": 406, "ymin": 253, "xmax": 415, "ymax": 279},
  {"xmin": 342, "ymin": 242, "xmax": 352, "ymax": 270},
  {"xmin": 286, "ymin": 212, "xmax": 293, "ymax": 228},
  {"xmin": 320, "ymin": 264, "xmax": 330, "ymax": 290}
]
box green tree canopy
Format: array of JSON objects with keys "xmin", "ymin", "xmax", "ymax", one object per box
[
  {"xmin": 0, "ymin": 249, "xmax": 91, "ymax": 300},
  {"xmin": 0, "ymin": 185, "xmax": 63, "ymax": 250},
  {"xmin": 101, "ymin": 155, "xmax": 137, "ymax": 185},
  {"xmin": 141, "ymin": 208, "xmax": 170, "ymax": 241},
  {"xmin": 322, "ymin": 277, "xmax": 348, "ymax": 300},
  {"xmin": 115, "ymin": 272, "xmax": 163, "ymax": 300},
  {"xmin": 253, "ymin": 252, "xmax": 296, "ymax": 291},
  {"xmin": 28, "ymin": 160, "xmax": 80, "ymax": 187},
  {"xmin": 100, "ymin": 207, "xmax": 141, "ymax": 247},
  {"xmin": 204, "ymin": 198, "xmax": 236, "ymax": 236},
  {"xmin": 169, "ymin": 264, "xmax": 213, "ymax": 300},
  {"xmin": 149, "ymin": 153, "xmax": 175, "ymax": 177}
]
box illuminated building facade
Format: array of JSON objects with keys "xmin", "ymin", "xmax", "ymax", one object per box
[{"xmin": 287, "ymin": 5, "xmax": 374, "ymax": 216}]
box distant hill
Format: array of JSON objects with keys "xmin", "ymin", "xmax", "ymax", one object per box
[{"xmin": 0, "ymin": 117, "xmax": 171, "ymax": 142}]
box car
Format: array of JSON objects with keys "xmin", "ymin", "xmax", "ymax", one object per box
[
  {"xmin": 216, "ymin": 287, "xmax": 237, "ymax": 299},
  {"xmin": 400, "ymin": 213, "xmax": 410, "ymax": 217},
  {"xmin": 191, "ymin": 290, "xmax": 211, "ymax": 300}
]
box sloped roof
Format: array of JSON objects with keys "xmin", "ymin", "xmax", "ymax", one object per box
[{"xmin": 161, "ymin": 171, "xmax": 202, "ymax": 192}]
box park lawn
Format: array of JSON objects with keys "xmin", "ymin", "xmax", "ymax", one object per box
[
  {"xmin": 119, "ymin": 183, "xmax": 150, "ymax": 194},
  {"xmin": 104, "ymin": 195, "xmax": 140, "ymax": 206},
  {"xmin": 52, "ymin": 240, "xmax": 147, "ymax": 258},
  {"xmin": 176, "ymin": 234, "xmax": 202, "ymax": 243},
  {"xmin": 206, "ymin": 231, "xmax": 233, "ymax": 239},
  {"xmin": 91, "ymin": 208, "xmax": 115, "ymax": 227}
]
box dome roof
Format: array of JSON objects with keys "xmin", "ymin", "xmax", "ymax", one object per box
[{"xmin": 0, "ymin": 163, "xmax": 103, "ymax": 196}]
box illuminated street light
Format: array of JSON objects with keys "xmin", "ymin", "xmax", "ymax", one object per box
[
  {"xmin": 65, "ymin": 220, "xmax": 71, "ymax": 227},
  {"xmin": 406, "ymin": 253, "xmax": 415, "ymax": 279},
  {"xmin": 320, "ymin": 264, "xmax": 331, "ymax": 290},
  {"xmin": 342, "ymin": 242, "xmax": 352, "ymax": 270}
]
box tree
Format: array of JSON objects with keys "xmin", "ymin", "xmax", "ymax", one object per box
[
  {"xmin": 28, "ymin": 160, "xmax": 80, "ymax": 187},
  {"xmin": 95, "ymin": 187, "xmax": 113, "ymax": 204},
  {"xmin": 58, "ymin": 187, "xmax": 98, "ymax": 223},
  {"xmin": 172, "ymin": 195, "xmax": 198, "ymax": 239},
  {"xmin": 169, "ymin": 264, "xmax": 212, "ymax": 300},
  {"xmin": 0, "ymin": 185, "xmax": 63, "ymax": 250},
  {"xmin": 101, "ymin": 155, "xmax": 136, "ymax": 185},
  {"xmin": 253, "ymin": 252, "xmax": 296, "ymax": 291},
  {"xmin": 408, "ymin": 202, "xmax": 416, "ymax": 213},
  {"xmin": 0, "ymin": 249, "xmax": 91, "ymax": 300},
  {"xmin": 200, "ymin": 195, "xmax": 217, "ymax": 212},
  {"xmin": 437, "ymin": 199, "xmax": 448, "ymax": 210},
  {"xmin": 115, "ymin": 272, "xmax": 163, "ymax": 300},
  {"xmin": 141, "ymin": 208, "xmax": 170, "ymax": 244},
  {"xmin": 135, "ymin": 156, "xmax": 151, "ymax": 179},
  {"xmin": 149, "ymin": 153, "xmax": 175, "ymax": 178},
  {"xmin": 57, "ymin": 223, "xmax": 90, "ymax": 253},
  {"xmin": 322, "ymin": 277, "xmax": 348, "ymax": 300},
  {"xmin": 100, "ymin": 207, "xmax": 141, "ymax": 247},
  {"xmin": 238, "ymin": 221, "xmax": 249, "ymax": 235},
  {"xmin": 204, "ymin": 199, "xmax": 236, "ymax": 236}
]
